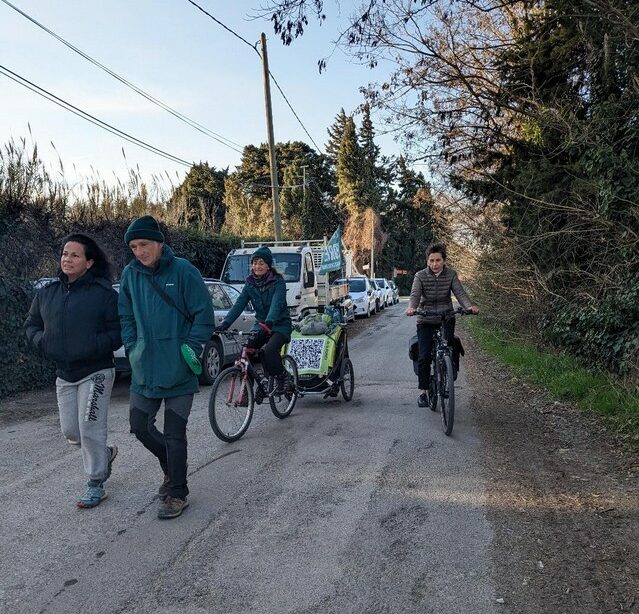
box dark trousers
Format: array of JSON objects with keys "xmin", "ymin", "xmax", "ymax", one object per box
[
  {"xmin": 129, "ymin": 392, "xmax": 193, "ymax": 499},
  {"xmin": 248, "ymin": 330, "xmax": 287, "ymax": 376},
  {"xmin": 417, "ymin": 319, "xmax": 455, "ymax": 390}
]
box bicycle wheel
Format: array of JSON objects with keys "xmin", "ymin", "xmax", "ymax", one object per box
[
  {"xmin": 270, "ymin": 355, "xmax": 299, "ymax": 419},
  {"xmin": 209, "ymin": 367, "xmax": 254, "ymax": 442},
  {"xmin": 428, "ymin": 358, "xmax": 438, "ymax": 413},
  {"xmin": 340, "ymin": 357, "xmax": 355, "ymax": 401},
  {"xmin": 439, "ymin": 354, "xmax": 455, "ymax": 436}
]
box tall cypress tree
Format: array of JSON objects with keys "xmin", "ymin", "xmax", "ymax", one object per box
[
  {"xmin": 325, "ymin": 108, "xmax": 350, "ymax": 166},
  {"xmin": 335, "ymin": 117, "xmax": 365, "ymax": 217},
  {"xmin": 359, "ymin": 103, "xmax": 382, "ymax": 212}
]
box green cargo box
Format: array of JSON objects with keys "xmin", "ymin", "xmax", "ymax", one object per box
[{"xmin": 286, "ymin": 326, "xmax": 344, "ymax": 377}]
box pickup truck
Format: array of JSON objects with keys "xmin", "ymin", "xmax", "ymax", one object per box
[{"xmin": 220, "ymin": 240, "xmax": 349, "ymax": 321}]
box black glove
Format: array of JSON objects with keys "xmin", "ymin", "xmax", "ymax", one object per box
[{"xmin": 215, "ymin": 322, "xmax": 230, "ymax": 333}]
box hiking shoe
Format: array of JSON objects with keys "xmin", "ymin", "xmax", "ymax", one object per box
[
  {"xmin": 417, "ymin": 392, "xmax": 429, "ymax": 408},
  {"xmin": 158, "ymin": 496, "xmax": 189, "ymax": 520},
  {"xmin": 77, "ymin": 483, "xmax": 107, "ymax": 509},
  {"xmin": 268, "ymin": 374, "xmax": 287, "ymax": 396},
  {"xmin": 158, "ymin": 473, "xmax": 170, "ymax": 499},
  {"xmin": 105, "ymin": 445, "xmax": 118, "ymax": 481}
]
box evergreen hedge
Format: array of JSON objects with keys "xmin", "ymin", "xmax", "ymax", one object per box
[{"xmin": 0, "ymin": 275, "xmax": 57, "ymax": 397}]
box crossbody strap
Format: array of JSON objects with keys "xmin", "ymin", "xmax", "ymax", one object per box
[{"xmin": 145, "ymin": 275, "xmax": 193, "ymax": 324}]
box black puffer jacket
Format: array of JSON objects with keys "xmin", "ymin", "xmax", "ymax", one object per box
[
  {"xmin": 25, "ymin": 272, "xmax": 121, "ymax": 382},
  {"xmin": 408, "ymin": 266, "xmax": 472, "ymax": 324}
]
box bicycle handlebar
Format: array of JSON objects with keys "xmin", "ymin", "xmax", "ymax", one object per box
[{"xmin": 410, "ymin": 306, "xmax": 475, "ymax": 318}]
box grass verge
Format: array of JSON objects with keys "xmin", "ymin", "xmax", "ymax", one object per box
[{"xmin": 466, "ymin": 317, "xmax": 639, "ymax": 448}]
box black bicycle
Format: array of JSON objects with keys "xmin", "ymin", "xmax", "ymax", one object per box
[
  {"xmin": 208, "ymin": 330, "xmax": 299, "ymax": 442},
  {"xmin": 411, "ymin": 307, "xmax": 473, "ymax": 436}
]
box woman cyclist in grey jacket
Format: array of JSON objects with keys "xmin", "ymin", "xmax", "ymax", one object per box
[{"xmin": 405, "ymin": 243, "xmax": 479, "ymax": 408}]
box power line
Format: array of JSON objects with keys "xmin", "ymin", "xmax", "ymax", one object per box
[
  {"xmin": 0, "ymin": 64, "xmax": 193, "ymax": 167},
  {"xmin": 1, "ymin": 0, "xmax": 244, "ymax": 154},
  {"xmin": 185, "ymin": 0, "xmax": 260, "ymax": 52},
  {"xmin": 268, "ymin": 70, "xmax": 323, "ymax": 152},
  {"xmin": 184, "ymin": 0, "xmax": 323, "ymax": 154}
]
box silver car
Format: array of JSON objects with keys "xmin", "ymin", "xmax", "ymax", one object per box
[{"xmin": 113, "ymin": 279, "xmax": 255, "ymax": 385}]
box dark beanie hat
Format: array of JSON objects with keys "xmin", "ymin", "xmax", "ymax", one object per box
[
  {"xmin": 124, "ymin": 215, "xmax": 164, "ymax": 244},
  {"xmin": 252, "ymin": 246, "xmax": 273, "ymax": 267}
]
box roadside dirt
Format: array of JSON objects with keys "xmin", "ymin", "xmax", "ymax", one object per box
[{"xmin": 462, "ymin": 328, "xmax": 639, "ymax": 613}]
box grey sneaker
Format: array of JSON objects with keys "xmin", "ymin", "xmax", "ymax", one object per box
[
  {"xmin": 158, "ymin": 496, "xmax": 189, "ymax": 519},
  {"xmin": 77, "ymin": 483, "xmax": 107, "ymax": 509},
  {"xmin": 105, "ymin": 445, "xmax": 118, "ymax": 481}
]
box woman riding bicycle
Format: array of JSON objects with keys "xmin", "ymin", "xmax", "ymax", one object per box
[
  {"xmin": 405, "ymin": 242, "xmax": 479, "ymax": 408},
  {"xmin": 217, "ymin": 246, "xmax": 292, "ymax": 394}
]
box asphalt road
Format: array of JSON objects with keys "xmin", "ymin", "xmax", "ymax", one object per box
[{"xmin": 0, "ymin": 303, "xmax": 498, "ymax": 614}]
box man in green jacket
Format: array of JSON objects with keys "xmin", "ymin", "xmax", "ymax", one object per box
[{"xmin": 118, "ymin": 215, "xmax": 214, "ymax": 519}]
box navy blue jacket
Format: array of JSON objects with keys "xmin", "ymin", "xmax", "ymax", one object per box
[{"xmin": 25, "ymin": 272, "xmax": 121, "ymax": 382}]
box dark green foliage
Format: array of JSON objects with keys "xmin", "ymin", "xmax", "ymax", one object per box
[
  {"xmin": 542, "ymin": 275, "xmax": 639, "ymax": 384},
  {"xmin": 224, "ymin": 141, "xmax": 335, "ymax": 239},
  {"xmin": 0, "ymin": 276, "xmax": 57, "ymax": 397},
  {"xmin": 168, "ymin": 163, "xmax": 228, "ymax": 232},
  {"xmin": 166, "ymin": 229, "xmax": 240, "ymax": 279}
]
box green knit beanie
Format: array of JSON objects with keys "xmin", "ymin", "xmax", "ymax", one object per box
[
  {"xmin": 124, "ymin": 215, "xmax": 164, "ymax": 244},
  {"xmin": 252, "ymin": 246, "xmax": 273, "ymax": 267}
]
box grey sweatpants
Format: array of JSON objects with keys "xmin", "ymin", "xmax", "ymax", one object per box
[{"xmin": 56, "ymin": 368, "xmax": 114, "ymax": 483}]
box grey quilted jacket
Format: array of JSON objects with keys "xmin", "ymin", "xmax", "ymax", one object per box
[{"xmin": 408, "ymin": 266, "xmax": 472, "ymax": 324}]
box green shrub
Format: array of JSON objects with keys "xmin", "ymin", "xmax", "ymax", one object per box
[
  {"xmin": 541, "ymin": 274, "xmax": 639, "ymax": 387},
  {"xmin": 0, "ymin": 275, "xmax": 56, "ymax": 398}
]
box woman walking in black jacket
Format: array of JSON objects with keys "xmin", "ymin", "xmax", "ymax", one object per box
[{"xmin": 25, "ymin": 234, "xmax": 121, "ymax": 508}]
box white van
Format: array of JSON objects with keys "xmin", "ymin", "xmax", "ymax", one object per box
[{"xmin": 221, "ymin": 240, "xmax": 348, "ymax": 320}]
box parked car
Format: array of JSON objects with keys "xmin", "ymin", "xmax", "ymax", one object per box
[
  {"xmin": 387, "ymin": 280, "xmax": 400, "ymax": 304},
  {"xmin": 369, "ymin": 278, "xmax": 384, "ymax": 312},
  {"xmin": 334, "ymin": 276, "xmax": 376, "ymax": 318},
  {"xmin": 374, "ymin": 278, "xmax": 394, "ymax": 307},
  {"xmin": 113, "ymin": 278, "xmax": 255, "ymax": 385}
]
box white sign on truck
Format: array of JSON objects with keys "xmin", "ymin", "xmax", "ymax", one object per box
[{"xmin": 220, "ymin": 240, "xmax": 349, "ymax": 320}]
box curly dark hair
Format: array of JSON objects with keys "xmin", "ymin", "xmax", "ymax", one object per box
[
  {"xmin": 60, "ymin": 233, "xmax": 114, "ymax": 280},
  {"xmin": 426, "ymin": 242, "xmax": 447, "ymax": 261}
]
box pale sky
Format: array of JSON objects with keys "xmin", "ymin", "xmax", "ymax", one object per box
[{"xmin": 0, "ymin": 0, "xmax": 403, "ymax": 190}]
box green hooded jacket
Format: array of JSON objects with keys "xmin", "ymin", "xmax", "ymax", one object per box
[
  {"xmin": 118, "ymin": 245, "xmax": 215, "ymax": 398},
  {"xmin": 223, "ymin": 271, "xmax": 292, "ymax": 339}
]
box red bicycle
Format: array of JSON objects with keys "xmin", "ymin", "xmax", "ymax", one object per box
[{"xmin": 208, "ymin": 330, "xmax": 299, "ymax": 442}]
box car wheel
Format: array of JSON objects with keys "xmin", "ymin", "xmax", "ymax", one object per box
[{"xmin": 199, "ymin": 339, "xmax": 223, "ymax": 385}]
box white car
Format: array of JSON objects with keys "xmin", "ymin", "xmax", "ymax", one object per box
[
  {"xmin": 113, "ymin": 279, "xmax": 255, "ymax": 384},
  {"xmin": 334, "ymin": 277, "xmax": 376, "ymax": 318},
  {"xmin": 374, "ymin": 278, "xmax": 394, "ymax": 307},
  {"xmin": 369, "ymin": 278, "xmax": 384, "ymax": 312},
  {"xmin": 387, "ymin": 280, "xmax": 400, "ymax": 304}
]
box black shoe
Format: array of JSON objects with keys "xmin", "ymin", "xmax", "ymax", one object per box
[
  {"xmin": 418, "ymin": 392, "xmax": 428, "ymax": 408},
  {"xmin": 158, "ymin": 473, "xmax": 170, "ymax": 499},
  {"xmin": 158, "ymin": 496, "xmax": 189, "ymax": 519}
]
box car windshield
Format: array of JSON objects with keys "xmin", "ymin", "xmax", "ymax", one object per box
[
  {"xmin": 348, "ymin": 278, "xmax": 366, "ymax": 293},
  {"xmin": 375, "ymin": 279, "xmax": 387, "ymax": 288},
  {"xmin": 221, "ymin": 253, "xmax": 302, "ymax": 283}
]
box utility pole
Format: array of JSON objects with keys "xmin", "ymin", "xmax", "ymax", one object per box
[
  {"xmin": 260, "ymin": 32, "xmax": 282, "ymax": 240},
  {"xmin": 301, "ymin": 165, "xmax": 308, "ymax": 202},
  {"xmin": 370, "ymin": 211, "xmax": 375, "ymax": 279}
]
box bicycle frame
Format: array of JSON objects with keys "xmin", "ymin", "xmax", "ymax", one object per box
[{"xmin": 225, "ymin": 332, "xmax": 271, "ymax": 405}]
